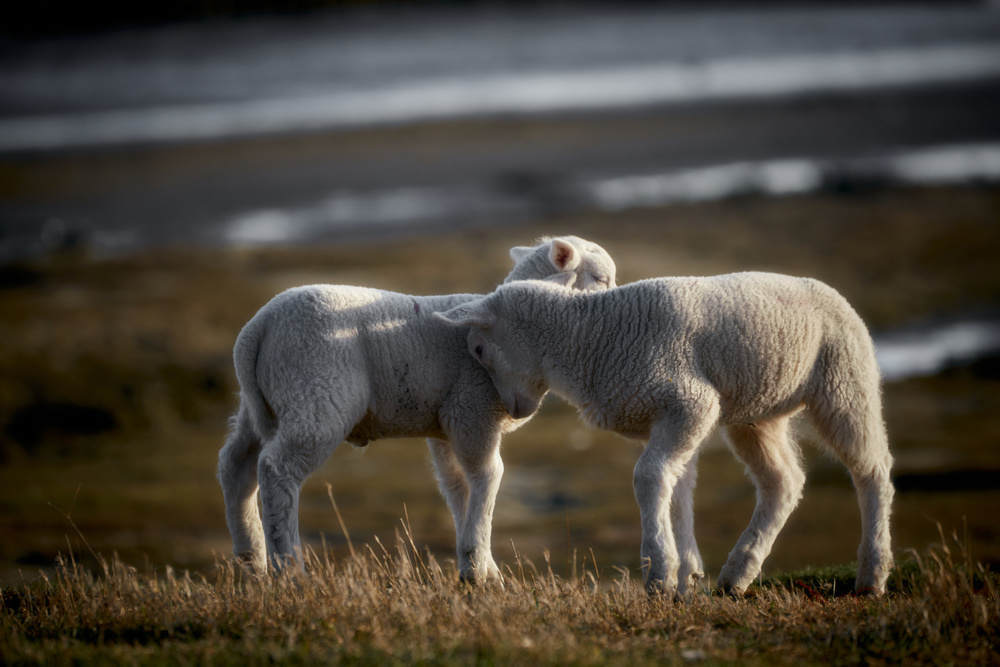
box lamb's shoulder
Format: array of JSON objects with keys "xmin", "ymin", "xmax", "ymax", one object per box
[
  {"xmin": 535, "ymin": 284, "xmax": 675, "ymax": 436},
  {"xmin": 328, "ymin": 290, "xmax": 493, "ymax": 440},
  {"xmin": 572, "ymin": 367, "xmax": 676, "ymax": 440},
  {"xmin": 346, "ymin": 291, "xmax": 480, "ymax": 405}
]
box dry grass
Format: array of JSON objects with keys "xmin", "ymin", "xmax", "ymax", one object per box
[{"xmin": 1, "ymin": 522, "xmax": 997, "ymax": 665}]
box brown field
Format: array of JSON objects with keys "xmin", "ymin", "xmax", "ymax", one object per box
[{"xmin": 2, "ymin": 184, "xmax": 999, "ymax": 590}]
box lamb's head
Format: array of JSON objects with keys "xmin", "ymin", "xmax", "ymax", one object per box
[
  {"xmin": 435, "ymin": 280, "xmax": 568, "ymax": 420},
  {"xmin": 505, "ymin": 236, "xmax": 616, "ymax": 291}
]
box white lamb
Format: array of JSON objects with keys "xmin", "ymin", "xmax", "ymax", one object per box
[
  {"xmin": 436, "ymin": 272, "xmax": 894, "ymax": 597},
  {"xmin": 217, "ymin": 236, "xmax": 616, "ymax": 581}
]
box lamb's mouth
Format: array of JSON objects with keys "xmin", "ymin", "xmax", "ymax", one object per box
[{"xmin": 503, "ymin": 392, "xmax": 539, "ymax": 420}]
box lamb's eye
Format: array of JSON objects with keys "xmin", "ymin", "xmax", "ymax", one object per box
[{"xmin": 474, "ymin": 345, "xmax": 484, "ymax": 358}]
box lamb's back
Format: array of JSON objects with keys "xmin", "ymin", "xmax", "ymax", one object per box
[
  {"xmin": 251, "ymin": 285, "xmax": 478, "ymax": 435},
  {"xmin": 569, "ymin": 273, "xmax": 848, "ymax": 428}
]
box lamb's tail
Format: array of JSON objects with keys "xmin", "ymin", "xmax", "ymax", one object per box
[{"xmin": 231, "ymin": 316, "xmax": 275, "ymax": 442}]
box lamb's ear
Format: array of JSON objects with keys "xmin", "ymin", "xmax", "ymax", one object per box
[
  {"xmin": 543, "ymin": 272, "xmax": 577, "ymax": 288},
  {"xmin": 549, "ymin": 238, "xmax": 581, "ymax": 272},
  {"xmin": 434, "ymin": 299, "xmax": 496, "ymax": 328},
  {"xmin": 509, "ymin": 245, "xmax": 535, "ymax": 263}
]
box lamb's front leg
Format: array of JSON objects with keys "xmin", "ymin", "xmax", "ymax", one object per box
[
  {"xmin": 454, "ymin": 440, "xmax": 504, "ymax": 585},
  {"xmin": 427, "ymin": 438, "xmax": 470, "ymax": 539},
  {"xmin": 633, "ymin": 444, "xmax": 679, "ymax": 595},
  {"xmin": 672, "ymin": 450, "xmax": 705, "ymax": 596},
  {"xmin": 634, "ymin": 402, "xmax": 718, "ymax": 597}
]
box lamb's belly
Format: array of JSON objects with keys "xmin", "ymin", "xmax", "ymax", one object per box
[
  {"xmin": 579, "ymin": 388, "xmax": 805, "ymax": 438},
  {"xmin": 579, "ymin": 403, "xmax": 653, "ymax": 441},
  {"xmin": 718, "ymin": 394, "xmax": 806, "ymax": 427},
  {"xmin": 710, "ymin": 345, "xmax": 816, "ymax": 426},
  {"xmin": 347, "ymin": 407, "xmax": 443, "ymax": 445}
]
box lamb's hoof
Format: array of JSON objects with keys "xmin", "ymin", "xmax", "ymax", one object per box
[
  {"xmin": 679, "ymin": 572, "xmax": 707, "ymax": 597},
  {"xmin": 235, "ymin": 553, "xmax": 267, "ymax": 577},
  {"xmin": 714, "ymin": 583, "xmax": 745, "ymax": 599},
  {"xmin": 855, "ymin": 585, "xmax": 886, "ymax": 597},
  {"xmin": 458, "ymin": 571, "xmax": 505, "ymax": 591},
  {"xmin": 643, "ymin": 579, "xmax": 678, "ymax": 600}
]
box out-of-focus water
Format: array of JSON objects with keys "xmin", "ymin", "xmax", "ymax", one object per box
[
  {"xmin": 3, "ymin": 42, "xmax": 1000, "ymax": 152},
  {"xmin": 876, "ymin": 320, "xmax": 1000, "ymax": 382},
  {"xmin": 2, "ymin": 4, "xmax": 1000, "ymax": 151},
  {"xmin": 223, "ymin": 142, "xmax": 1000, "ymax": 245}
]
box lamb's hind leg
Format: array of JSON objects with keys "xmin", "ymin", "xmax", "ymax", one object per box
[
  {"xmin": 258, "ymin": 421, "xmax": 345, "ymax": 572},
  {"xmin": 428, "ymin": 438, "xmax": 470, "ymax": 540},
  {"xmin": 717, "ymin": 415, "xmax": 806, "ymax": 595},
  {"xmin": 217, "ymin": 405, "xmax": 266, "ymax": 572},
  {"xmin": 808, "ymin": 397, "xmax": 894, "ymax": 595}
]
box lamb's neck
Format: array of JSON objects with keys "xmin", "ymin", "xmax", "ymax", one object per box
[{"xmin": 531, "ymin": 292, "xmax": 605, "ymax": 405}]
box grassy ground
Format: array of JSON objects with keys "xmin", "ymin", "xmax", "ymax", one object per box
[
  {"xmin": 1, "ymin": 529, "xmax": 997, "ymax": 665},
  {"xmin": 1, "ymin": 184, "xmax": 999, "ymax": 605}
]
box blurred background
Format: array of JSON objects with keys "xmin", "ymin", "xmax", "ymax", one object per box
[{"xmin": 1, "ymin": 1, "xmax": 999, "ymax": 587}]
